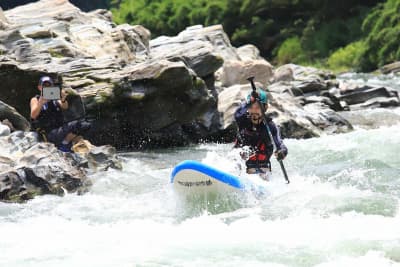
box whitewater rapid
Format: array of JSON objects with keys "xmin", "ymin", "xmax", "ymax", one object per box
[{"xmin": 0, "ymin": 74, "xmax": 400, "ymax": 267}]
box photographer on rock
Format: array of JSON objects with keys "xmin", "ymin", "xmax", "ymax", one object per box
[{"xmin": 30, "ymin": 76, "xmax": 91, "ymax": 152}]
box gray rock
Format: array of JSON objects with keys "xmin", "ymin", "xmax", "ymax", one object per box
[
  {"xmin": 219, "ymin": 59, "xmax": 274, "ymax": 87},
  {"xmin": 270, "ymin": 81, "xmax": 352, "ymax": 136},
  {"xmin": 268, "ymin": 82, "xmax": 296, "ymax": 95},
  {"xmin": 0, "ymin": 7, "xmax": 8, "ymax": 31},
  {"xmin": 349, "ymin": 96, "xmax": 400, "ymax": 110},
  {"xmin": 172, "ymin": 25, "xmax": 240, "ymax": 61},
  {"xmin": 0, "ymin": 7, "xmax": 6, "ymax": 21},
  {"xmin": 0, "ymin": 131, "xmax": 87, "ymax": 202},
  {"xmin": 71, "ymin": 140, "xmax": 122, "ymax": 171},
  {"xmin": 217, "ymin": 83, "xmax": 251, "ymax": 130},
  {"xmin": 0, "ymin": 100, "xmax": 30, "ymax": 131},
  {"xmin": 150, "ymin": 24, "xmax": 239, "ymax": 77},
  {"xmin": 284, "ymin": 64, "xmax": 335, "ymax": 80},
  {"xmin": 273, "ymin": 65, "xmax": 294, "ymax": 82},
  {"xmin": 4, "ymin": 0, "xmax": 150, "ymax": 62},
  {"xmin": 339, "ymin": 86, "xmax": 399, "ymax": 105},
  {"xmin": 237, "ymin": 44, "xmax": 262, "ymax": 61},
  {"xmin": 150, "ymin": 38, "xmax": 223, "ymax": 78},
  {"xmin": 381, "ymin": 61, "xmax": 400, "ymax": 74},
  {"xmin": 292, "ymin": 79, "xmax": 328, "ymax": 94},
  {"xmin": 0, "ymin": 122, "xmax": 10, "ymax": 136},
  {"xmin": 0, "ymin": 128, "xmax": 122, "ymax": 202}
]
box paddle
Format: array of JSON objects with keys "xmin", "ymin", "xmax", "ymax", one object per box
[{"xmin": 246, "ymin": 77, "xmax": 290, "ymax": 184}]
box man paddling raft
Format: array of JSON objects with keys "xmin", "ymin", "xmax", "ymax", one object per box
[{"xmin": 234, "ymin": 84, "xmax": 288, "ymax": 180}]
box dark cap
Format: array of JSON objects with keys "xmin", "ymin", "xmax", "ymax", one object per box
[{"xmin": 39, "ymin": 76, "xmax": 54, "ymax": 86}]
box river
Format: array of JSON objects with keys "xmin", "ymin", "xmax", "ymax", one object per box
[{"xmin": 0, "ymin": 73, "xmax": 400, "ymax": 267}]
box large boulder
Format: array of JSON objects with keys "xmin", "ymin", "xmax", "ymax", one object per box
[
  {"xmin": 0, "ymin": 1, "xmax": 217, "ymax": 149},
  {"xmin": 0, "ymin": 100, "xmax": 30, "ymax": 130},
  {"xmin": 80, "ymin": 59, "xmax": 215, "ymax": 148},
  {"xmin": 273, "ymin": 65, "xmax": 294, "ymax": 83},
  {"xmin": 0, "ymin": 130, "xmax": 89, "ymax": 202},
  {"xmin": 219, "ymin": 59, "xmax": 273, "ymax": 87},
  {"xmin": 236, "ymin": 44, "xmax": 263, "ymax": 61},
  {"xmin": 0, "ymin": 122, "xmax": 121, "ymax": 202},
  {"xmin": 150, "ymin": 34, "xmax": 223, "ymax": 79},
  {"xmin": 4, "ymin": 0, "xmax": 150, "ymax": 62}
]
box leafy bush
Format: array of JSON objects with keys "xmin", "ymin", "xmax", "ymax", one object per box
[
  {"xmin": 327, "ymin": 41, "xmax": 366, "ymax": 72},
  {"xmin": 360, "ymin": 0, "xmax": 400, "ymax": 71},
  {"xmin": 276, "ymin": 36, "xmax": 308, "ymax": 65}
]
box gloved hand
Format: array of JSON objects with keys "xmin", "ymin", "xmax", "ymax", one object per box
[
  {"xmin": 275, "ymin": 149, "xmax": 286, "ymax": 161},
  {"xmin": 240, "ymin": 146, "xmax": 256, "ymax": 160}
]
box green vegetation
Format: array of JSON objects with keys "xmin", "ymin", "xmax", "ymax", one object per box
[
  {"xmin": 359, "ymin": 0, "xmax": 400, "ymax": 71},
  {"xmin": 111, "ymin": 0, "xmax": 227, "ymax": 37},
  {"xmin": 327, "ymin": 41, "xmax": 366, "ymax": 72},
  {"xmin": 111, "ymin": 0, "xmax": 399, "ymax": 72},
  {"xmin": 276, "ymin": 36, "xmax": 307, "ymax": 65}
]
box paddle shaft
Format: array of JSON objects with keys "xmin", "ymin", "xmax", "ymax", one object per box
[{"xmin": 246, "ymin": 77, "xmax": 290, "ymax": 184}]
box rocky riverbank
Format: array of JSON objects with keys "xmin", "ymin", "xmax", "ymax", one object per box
[
  {"xmin": 0, "ymin": 119, "xmax": 121, "ymax": 202},
  {"xmin": 0, "ymin": 0, "xmax": 399, "ymax": 202}
]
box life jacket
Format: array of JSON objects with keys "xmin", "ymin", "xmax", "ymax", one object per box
[
  {"xmin": 31, "ymin": 96, "xmax": 64, "ymax": 136},
  {"xmin": 239, "ymin": 122, "xmax": 273, "ymax": 166}
]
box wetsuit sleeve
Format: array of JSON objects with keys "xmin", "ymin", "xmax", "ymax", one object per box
[
  {"xmin": 233, "ymin": 103, "xmax": 249, "ymax": 147},
  {"xmin": 234, "ymin": 102, "xmax": 249, "ymax": 130},
  {"xmin": 268, "ymin": 120, "xmax": 288, "ymax": 155}
]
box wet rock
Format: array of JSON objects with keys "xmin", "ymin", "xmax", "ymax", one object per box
[
  {"xmin": 381, "ymin": 61, "xmax": 400, "ymax": 74},
  {"xmin": 0, "ymin": 171, "xmax": 29, "ymax": 202},
  {"xmin": 339, "ymin": 86, "xmax": 399, "ymax": 106},
  {"xmin": 0, "ymin": 124, "xmax": 122, "ymax": 202},
  {"xmin": 0, "ymin": 122, "xmax": 11, "ymax": 136},
  {"xmin": 292, "ymin": 79, "xmax": 328, "ymax": 94},
  {"xmin": 0, "ymin": 131, "xmax": 88, "ymax": 202},
  {"xmin": 349, "ymin": 96, "xmax": 400, "ymax": 110},
  {"xmin": 0, "ymin": 100, "xmax": 30, "ymax": 131},
  {"xmin": 72, "ymin": 140, "xmax": 122, "ymax": 171},
  {"xmin": 269, "ymin": 94, "xmax": 352, "ymax": 138}
]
